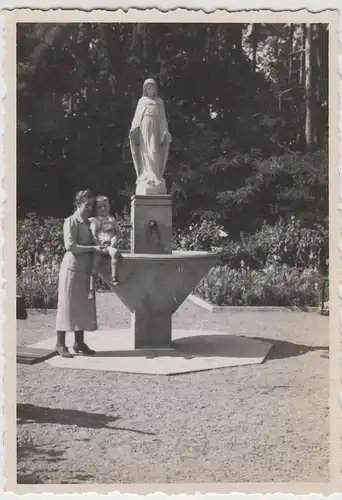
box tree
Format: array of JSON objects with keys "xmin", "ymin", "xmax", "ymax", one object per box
[{"xmin": 17, "ymin": 22, "xmax": 328, "ymax": 236}]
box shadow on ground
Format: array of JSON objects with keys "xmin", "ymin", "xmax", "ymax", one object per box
[
  {"xmin": 17, "ymin": 403, "xmax": 120, "ymax": 429},
  {"xmin": 246, "ymin": 336, "xmax": 328, "ymax": 361},
  {"xmin": 79, "ymin": 334, "xmax": 328, "ymax": 362},
  {"xmin": 17, "ymin": 403, "xmax": 156, "ymax": 436},
  {"xmin": 17, "ymin": 444, "xmax": 95, "ymax": 484},
  {"xmin": 17, "ymin": 441, "xmax": 71, "ymax": 484},
  {"xmin": 172, "ymin": 335, "xmax": 328, "ymax": 361}
]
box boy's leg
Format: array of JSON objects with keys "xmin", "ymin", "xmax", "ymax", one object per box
[
  {"xmin": 108, "ymin": 247, "xmax": 121, "ymax": 285},
  {"xmin": 89, "ymin": 254, "xmax": 102, "ymax": 298}
]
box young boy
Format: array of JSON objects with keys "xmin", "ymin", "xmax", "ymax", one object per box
[{"xmin": 89, "ymin": 195, "xmax": 122, "ymax": 296}]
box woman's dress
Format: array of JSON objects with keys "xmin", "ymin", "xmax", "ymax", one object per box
[{"xmin": 56, "ymin": 212, "xmax": 98, "ymax": 332}]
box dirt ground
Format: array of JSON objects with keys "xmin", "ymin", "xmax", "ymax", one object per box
[{"xmin": 16, "ymin": 293, "xmax": 329, "ymax": 484}]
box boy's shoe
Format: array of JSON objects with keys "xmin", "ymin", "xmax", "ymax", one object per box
[
  {"xmin": 112, "ymin": 277, "xmax": 120, "ymax": 286},
  {"xmin": 88, "ymin": 290, "xmax": 95, "ymax": 299}
]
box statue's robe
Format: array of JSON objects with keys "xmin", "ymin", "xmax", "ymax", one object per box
[{"xmin": 129, "ymin": 96, "xmax": 171, "ymax": 184}]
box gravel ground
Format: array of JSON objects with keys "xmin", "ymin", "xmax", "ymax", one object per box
[{"xmin": 17, "ymin": 292, "xmax": 329, "ymax": 484}]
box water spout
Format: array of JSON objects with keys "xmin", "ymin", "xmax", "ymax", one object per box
[
  {"xmin": 147, "ymin": 220, "xmax": 158, "ymax": 230},
  {"xmin": 146, "ymin": 220, "xmax": 164, "ymax": 252}
]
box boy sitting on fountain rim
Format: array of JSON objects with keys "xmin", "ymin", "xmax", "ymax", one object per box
[{"xmin": 89, "ymin": 195, "xmax": 123, "ymax": 296}]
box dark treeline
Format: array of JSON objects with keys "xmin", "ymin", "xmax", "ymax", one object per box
[{"xmin": 17, "ymin": 23, "xmax": 328, "ymax": 237}]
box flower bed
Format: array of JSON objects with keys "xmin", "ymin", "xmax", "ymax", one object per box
[
  {"xmin": 17, "ymin": 214, "xmax": 327, "ymax": 309},
  {"xmin": 195, "ymin": 262, "xmax": 320, "ymax": 307},
  {"xmin": 16, "ymin": 213, "xmax": 130, "ymax": 308}
]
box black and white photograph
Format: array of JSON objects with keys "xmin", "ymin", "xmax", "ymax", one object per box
[{"xmin": 5, "ymin": 8, "xmax": 338, "ymax": 490}]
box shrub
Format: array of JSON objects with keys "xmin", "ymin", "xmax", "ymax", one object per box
[
  {"xmin": 173, "ymin": 217, "xmax": 228, "ymax": 252},
  {"xmin": 17, "ymin": 213, "xmax": 131, "ymax": 274},
  {"xmin": 17, "ymin": 213, "xmax": 326, "ymax": 309},
  {"xmin": 195, "ymin": 261, "xmax": 320, "ymax": 307},
  {"xmin": 17, "ymin": 262, "xmax": 59, "ymax": 308},
  {"xmin": 175, "ymin": 216, "xmax": 328, "ymax": 273},
  {"xmin": 16, "ymin": 212, "xmax": 132, "ymax": 304},
  {"xmin": 239, "ymin": 217, "xmax": 328, "ymax": 271},
  {"xmin": 17, "ymin": 214, "xmax": 64, "ymax": 277}
]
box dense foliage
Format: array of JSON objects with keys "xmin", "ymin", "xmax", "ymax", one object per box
[{"xmin": 17, "ymin": 23, "xmax": 328, "ymax": 236}]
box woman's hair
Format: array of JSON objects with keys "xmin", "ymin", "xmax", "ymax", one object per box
[{"xmin": 74, "ymin": 189, "xmax": 95, "ymax": 209}]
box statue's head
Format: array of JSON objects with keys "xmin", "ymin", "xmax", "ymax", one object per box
[{"xmin": 143, "ymin": 78, "xmax": 158, "ymax": 99}]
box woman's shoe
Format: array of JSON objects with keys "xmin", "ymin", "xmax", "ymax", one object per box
[
  {"xmin": 73, "ymin": 343, "xmax": 96, "ymax": 355},
  {"xmin": 56, "ymin": 345, "xmax": 74, "ymax": 358}
]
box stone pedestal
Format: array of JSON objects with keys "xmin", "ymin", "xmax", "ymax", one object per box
[
  {"xmin": 131, "ymin": 195, "xmax": 172, "ymax": 254},
  {"xmin": 132, "ymin": 312, "xmax": 172, "ymax": 349},
  {"xmin": 130, "ymin": 194, "xmax": 173, "ymax": 347},
  {"xmin": 96, "ymin": 195, "xmax": 218, "ymax": 351}
]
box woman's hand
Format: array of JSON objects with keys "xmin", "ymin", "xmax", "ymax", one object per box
[{"xmin": 93, "ymin": 245, "xmax": 106, "ymax": 253}]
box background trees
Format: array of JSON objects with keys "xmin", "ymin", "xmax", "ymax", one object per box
[{"xmin": 17, "ymin": 23, "xmax": 328, "ymax": 237}]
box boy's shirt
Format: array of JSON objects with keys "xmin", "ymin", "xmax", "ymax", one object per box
[{"xmin": 90, "ymin": 216, "xmax": 120, "ymax": 245}]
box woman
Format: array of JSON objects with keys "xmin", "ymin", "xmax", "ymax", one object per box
[
  {"xmin": 55, "ymin": 189, "xmax": 103, "ymax": 358},
  {"xmin": 129, "ymin": 78, "xmax": 172, "ymax": 192}
]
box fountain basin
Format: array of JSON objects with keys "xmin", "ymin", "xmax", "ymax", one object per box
[{"xmin": 98, "ymin": 250, "xmax": 218, "ymax": 316}]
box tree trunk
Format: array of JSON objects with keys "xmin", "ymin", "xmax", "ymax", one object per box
[
  {"xmin": 299, "ymin": 23, "xmax": 306, "ymax": 85},
  {"xmin": 316, "ymin": 24, "xmax": 328, "ymax": 149},
  {"xmin": 305, "ymin": 23, "xmax": 313, "ymax": 152},
  {"xmin": 288, "ymin": 24, "xmax": 294, "ymax": 84},
  {"xmin": 205, "ymin": 25, "xmax": 212, "ymax": 61},
  {"xmin": 131, "ymin": 23, "xmax": 141, "ymax": 51},
  {"xmin": 313, "ymin": 24, "xmax": 320, "ymax": 148},
  {"xmin": 233, "ymin": 24, "xmax": 243, "ymax": 56},
  {"xmin": 251, "ymin": 24, "xmax": 259, "ymax": 73}
]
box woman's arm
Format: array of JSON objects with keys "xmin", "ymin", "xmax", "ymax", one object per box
[{"xmin": 64, "ymin": 217, "xmax": 97, "ymax": 254}]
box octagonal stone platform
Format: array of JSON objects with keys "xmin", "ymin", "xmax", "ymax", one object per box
[{"xmin": 29, "ymin": 329, "xmax": 272, "ymax": 375}]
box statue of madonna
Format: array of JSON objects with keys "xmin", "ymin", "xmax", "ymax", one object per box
[{"xmin": 129, "ymin": 78, "xmax": 172, "ymax": 195}]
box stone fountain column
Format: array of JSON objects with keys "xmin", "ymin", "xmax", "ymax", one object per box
[{"xmin": 130, "ymin": 193, "xmax": 173, "ymax": 348}]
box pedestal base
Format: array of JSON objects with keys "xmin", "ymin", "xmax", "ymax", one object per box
[
  {"xmin": 135, "ymin": 180, "xmax": 166, "ymax": 195},
  {"xmin": 132, "ymin": 312, "xmax": 172, "ymax": 349},
  {"xmin": 28, "ymin": 330, "xmax": 273, "ymax": 375}
]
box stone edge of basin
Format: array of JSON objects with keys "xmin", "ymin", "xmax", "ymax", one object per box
[{"xmin": 121, "ymin": 251, "xmax": 220, "ymax": 260}]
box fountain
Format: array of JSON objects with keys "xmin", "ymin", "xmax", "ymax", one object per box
[
  {"xmin": 96, "ymin": 78, "xmax": 218, "ymax": 349},
  {"xmin": 97, "ymin": 194, "xmax": 218, "ymax": 349},
  {"xmin": 29, "ymin": 78, "xmax": 272, "ymax": 374}
]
